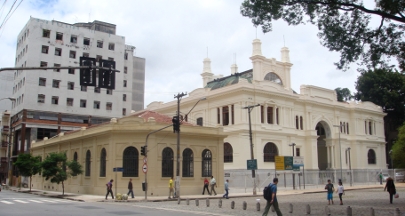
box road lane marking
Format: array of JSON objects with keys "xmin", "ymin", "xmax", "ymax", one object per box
[
  {"xmin": 134, "ymin": 205, "xmax": 232, "ymax": 216},
  {"xmin": 28, "ymin": 200, "xmax": 43, "ymax": 203},
  {"xmin": 0, "ymin": 200, "xmax": 14, "ymax": 204},
  {"xmin": 13, "ymin": 200, "xmax": 29, "ymax": 203}
]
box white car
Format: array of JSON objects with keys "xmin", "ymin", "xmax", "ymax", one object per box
[
  {"xmin": 395, "ymin": 172, "xmax": 404, "ymax": 182},
  {"xmin": 382, "ymin": 173, "xmax": 390, "ymax": 182}
]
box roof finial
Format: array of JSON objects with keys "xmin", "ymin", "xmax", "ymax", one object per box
[
  {"xmin": 255, "ymin": 26, "xmax": 258, "ymax": 39},
  {"xmin": 283, "ymin": 35, "xmax": 285, "ymax": 47}
]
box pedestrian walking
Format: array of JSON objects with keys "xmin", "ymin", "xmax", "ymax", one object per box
[
  {"xmin": 168, "ymin": 176, "xmax": 174, "ymax": 199},
  {"xmin": 222, "ymin": 179, "xmax": 229, "ymax": 199},
  {"xmin": 384, "ymin": 177, "xmax": 396, "ymax": 204},
  {"xmin": 210, "ymin": 176, "xmax": 217, "ymax": 196},
  {"xmin": 105, "ymin": 179, "xmax": 114, "ymax": 200},
  {"xmin": 127, "ymin": 178, "xmax": 134, "ymax": 198},
  {"xmin": 325, "ymin": 179, "xmax": 334, "ymax": 205},
  {"xmin": 262, "ymin": 177, "xmax": 282, "ymax": 216},
  {"xmin": 379, "ymin": 172, "xmax": 383, "ymax": 185},
  {"xmin": 202, "ymin": 177, "xmax": 210, "ymax": 195},
  {"xmin": 336, "ymin": 181, "xmax": 344, "ymax": 205}
]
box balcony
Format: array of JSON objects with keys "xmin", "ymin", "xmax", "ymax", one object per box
[
  {"xmin": 1, "ymin": 157, "xmax": 7, "ymax": 163},
  {"xmin": 2, "ymin": 126, "xmax": 9, "ymax": 132},
  {"xmin": 1, "ymin": 141, "xmax": 8, "ymax": 147}
]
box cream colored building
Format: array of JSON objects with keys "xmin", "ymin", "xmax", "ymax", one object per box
[
  {"xmin": 30, "ymin": 111, "xmax": 226, "ymax": 196},
  {"xmin": 146, "ymin": 39, "xmax": 387, "ymax": 183}
]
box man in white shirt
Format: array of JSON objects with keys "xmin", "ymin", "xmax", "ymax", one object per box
[{"xmin": 210, "ymin": 176, "xmax": 217, "ymax": 196}]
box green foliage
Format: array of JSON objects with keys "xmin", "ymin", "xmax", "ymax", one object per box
[
  {"xmin": 13, "ymin": 153, "xmax": 42, "ymax": 191},
  {"xmin": 335, "ymin": 87, "xmax": 352, "ymax": 102},
  {"xmin": 392, "ymin": 122, "xmax": 405, "ymax": 168},
  {"xmin": 240, "ymin": 0, "xmax": 405, "ymax": 71},
  {"xmin": 41, "ymin": 152, "xmax": 83, "ymax": 195}
]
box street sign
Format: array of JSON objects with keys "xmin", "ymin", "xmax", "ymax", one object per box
[
  {"xmin": 284, "ymin": 156, "xmax": 293, "ymax": 170},
  {"xmin": 247, "ymin": 159, "xmax": 257, "ymax": 170},
  {"xmin": 113, "ymin": 167, "xmax": 124, "ymax": 172},
  {"xmin": 275, "ymin": 156, "xmax": 284, "ymax": 170},
  {"xmin": 142, "ymin": 163, "xmax": 148, "ymax": 173},
  {"xmin": 293, "ymin": 156, "xmax": 304, "ymax": 166}
]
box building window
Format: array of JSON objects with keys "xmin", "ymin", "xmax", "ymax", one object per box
[
  {"xmin": 267, "ymin": 107, "xmax": 274, "ymax": 124},
  {"xmin": 41, "ymin": 45, "xmax": 49, "ymax": 54},
  {"xmin": 67, "ymin": 82, "xmax": 74, "ymax": 90},
  {"xmin": 73, "ymin": 152, "xmax": 78, "ymax": 161},
  {"xmin": 261, "ymin": 106, "xmax": 264, "ymax": 123},
  {"xmin": 83, "ymin": 52, "xmax": 89, "ymax": 57},
  {"xmin": 93, "ymin": 101, "xmax": 100, "ymax": 109},
  {"xmin": 69, "ymin": 50, "xmax": 76, "ymax": 59},
  {"xmin": 96, "ymin": 55, "xmax": 102, "ymax": 62},
  {"xmin": 37, "ymin": 94, "xmax": 45, "ymax": 103},
  {"xmin": 100, "ymin": 148, "xmax": 106, "ymax": 177},
  {"xmin": 97, "ymin": 40, "xmax": 103, "ymax": 48},
  {"xmin": 122, "ymin": 108, "xmax": 126, "ymax": 116},
  {"xmin": 300, "ymin": 116, "xmax": 303, "ymax": 130},
  {"xmin": 68, "ymin": 68, "xmax": 75, "ymax": 74},
  {"xmin": 40, "ymin": 61, "xmax": 47, "ymax": 67},
  {"xmin": 85, "ymin": 150, "xmax": 91, "ymax": 176},
  {"xmin": 53, "ymin": 64, "xmax": 61, "ymax": 72},
  {"xmin": 346, "ymin": 123, "xmax": 349, "ymax": 134},
  {"xmin": 364, "ymin": 121, "xmax": 367, "ymax": 134},
  {"xmin": 124, "ymin": 66, "xmax": 127, "ymax": 74},
  {"xmin": 202, "ymin": 149, "xmax": 212, "ymax": 177},
  {"xmin": 70, "ymin": 35, "xmax": 77, "ymax": 43},
  {"xmin": 108, "ymin": 43, "xmax": 115, "ymax": 50},
  {"xmin": 295, "ymin": 116, "xmax": 299, "ymax": 129},
  {"xmin": 80, "ymin": 99, "xmax": 87, "ymax": 108},
  {"xmin": 106, "ymin": 102, "xmax": 112, "ymax": 110},
  {"xmin": 367, "ymin": 149, "xmax": 376, "ymax": 164},
  {"xmin": 224, "ymin": 143, "xmax": 233, "ymax": 163},
  {"xmin": 94, "ymin": 87, "xmax": 100, "ymax": 93},
  {"xmin": 222, "ymin": 106, "xmax": 229, "ymax": 126},
  {"xmin": 264, "ymin": 142, "xmax": 278, "ymax": 162},
  {"xmin": 51, "ymin": 96, "xmax": 59, "ymax": 105},
  {"xmin": 81, "ymin": 86, "xmax": 87, "ymax": 92},
  {"xmin": 162, "ymin": 147, "xmax": 174, "ymax": 177},
  {"xmin": 55, "ymin": 48, "xmax": 62, "ymax": 56},
  {"xmin": 67, "ymin": 98, "xmax": 73, "ymax": 106},
  {"xmin": 217, "ymin": 108, "xmax": 220, "ymax": 124},
  {"xmin": 296, "ymin": 148, "xmax": 301, "ymax": 157},
  {"xmin": 123, "ymin": 94, "xmax": 126, "ymax": 101},
  {"xmin": 106, "ymin": 89, "xmax": 113, "ymax": 95},
  {"xmin": 123, "ymin": 147, "xmax": 139, "ymax": 177},
  {"xmin": 83, "ymin": 38, "xmax": 90, "ymax": 45},
  {"xmin": 56, "ymin": 32, "xmax": 63, "ymax": 40},
  {"xmin": 196, "ymin": 117, "xmax": 203, "ymax": 126},
  {"xmin": 231, "ymin": 105, "xmax": 234, "ymax": 124},
  {"xmin": 52, "ymin": 80, "xmax": 60, "ymax": 88},
  {"xmin": 369, "ymin": 122, "xmax": 373, "ymax": 135},
  {"xmin": 39, "ymin": 78, "xmax": 46, "ymax": 86},
  {"xmin": 42, "ymin": 29, "xmax": 50, "ymax": 38},
  {"xmin": 124, "ymin": 52, "xmax": 128, "ymax": 60},
  {"xmin": 108, "ymin": 57, "xmax": 114, "ymax": 61},
  {"xmin": 276, "ymin": 108, "xmax": 279, "ymax": 125},
  {"xmin": 182, "ymin": 148, "xmax": 194, "ymax": 177},
  {"xmin": 123, "ymin": 80, "xmax": 127, "ymax": 87}
]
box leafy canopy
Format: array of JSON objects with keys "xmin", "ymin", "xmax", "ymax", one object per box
[
  {"xmin": 14, "ymin": 153, "xmax": 42, "ymax": 191},
  {"xmin": 241, "ymin": 0, "xmax": 405, "ymax": 71},
  {"xmin": 335, "ymin": 87, "xmax": 352, "ymax": 102},
  {"xmin": 392, "ymin": 122, "xmax": 405, "ymax": 168}
]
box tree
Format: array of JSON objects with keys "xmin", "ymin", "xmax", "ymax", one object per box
[
  {"xmin": 240, "ymin": 0, "xmax": 405, "ymax": 71},
  {"xmin": 335, "ymin": 87, "xmax": 352, "ymax": 102},
  {"xmin": 41, "ymin": 152, "xmax": 83, "ymax": 195},
  {"xmin": 392, "ymin": 122, "xmax": 405, "ymax": 168},
  {"xmin": 13, "ymin": 153, "xmax": 42, "ymax": 192}
]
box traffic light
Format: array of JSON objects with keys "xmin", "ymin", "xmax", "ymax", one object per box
[
  {"xmin": 141, "ymin": 146, "xmax": 147, "ymax": 156},
  {"xmin": 172, "ymin": 116, "xmax": 180, "ymax": 133},
  {"xmin": 98, "ymin": 59, "xmax": 116, "ymax": 89},
  {"xmin": 79, "ymin": 57, "xmax": 96, "ymax": 86}
]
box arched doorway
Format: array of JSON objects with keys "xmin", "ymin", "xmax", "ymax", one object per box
[{"xmin": 315, "ymin": 121, "xmax": 331, "ymax": 170}]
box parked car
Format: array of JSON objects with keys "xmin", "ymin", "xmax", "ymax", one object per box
[{"xmin": 395, "ymin": 172, "xmax": 404, "ymax": 182}]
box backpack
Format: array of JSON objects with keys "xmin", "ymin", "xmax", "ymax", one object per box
[{"xmin": 263, "ymin": 184, "xmax": 273, "ymax": 201}]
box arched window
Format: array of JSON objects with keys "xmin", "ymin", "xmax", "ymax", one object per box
[
  {"xmin": 85, "ymin": 150, "xmax": 91, "ymax": 176},
  {"xmin": 224, "ymin": 143, "xmax": 233, "ymax": 163},
  {"xmin": 73, "ymin": 152, "xmax": 78, "ymax": 161},
  {"xmin": 300, "ymin": 116, "xmax": 303, "ymax": 130},
  {"xmin": 368, "ymin": 149, "xmax": 376, "ymax": 164},
  {"xmin": 196, "ymin": 117, "xmax": 203, "ymax": 126},
  {"xmin": 264, "ymin": 72, "xmax": 283, "ymax": 85},
  {"xmin": 123, "ymin": 147, "xmax": 139, "ymax": 177},
  {"xmin": 264, "ymin": 142, "xmax": 278, "ymax": 162},
  {"xmin": 162, "ymin": 147, "xmax": 174, "ymax": 177},
  {"xmin": 202, "ymin": 149, "xmax": 212, "ymax": 177},
  {"xmin": 100, "ymin": 148, "xmax": 106, "ymax": 177},
  {"xmin": 182, "ymin": 148, "xmax": 194, "ymax": 177},
  {"xmin": 295, "ymin": 116, "xmax": 299, "ymax": 129}
]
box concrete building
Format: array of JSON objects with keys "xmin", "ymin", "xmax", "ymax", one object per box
[
  {"xmin": 0, "ymin": 111, "xmax": 11, "ymax": 183},
  {"xmin": 9, "ymin": 17, "xmax": 145, "ymax": 185},
  {"xmin": 146, "ymin": 39, "xmax": 387, "ymax": 185},
  {"xmin": 30, "ymin": 111, "xmax": 226, "ymax": 197}
]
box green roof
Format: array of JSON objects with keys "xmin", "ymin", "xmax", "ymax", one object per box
[{"xmin": 205, "ymin": 69, "xmax": 253, "ymax": 90}]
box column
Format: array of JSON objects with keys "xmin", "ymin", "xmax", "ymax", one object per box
[{"xmin": 228, "ymin": 105, "xmax": 232, "ymax": 125}]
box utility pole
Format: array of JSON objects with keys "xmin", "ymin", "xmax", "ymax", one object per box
[
  {"xmin": 289, "ymin": 143, "xmax": 296, "ymax": 189},
  {"xmin": 243, "ymin": 104, "xmax": 260, "ymax": 195},
  {"xmin": 174, "ymin": 92, "xmax": 187, "ymax": 198}
]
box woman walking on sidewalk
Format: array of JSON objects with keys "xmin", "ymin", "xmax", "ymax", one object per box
[{"xmin": 336, "ymin": 181, "xmax": 344, "ymax": 205}]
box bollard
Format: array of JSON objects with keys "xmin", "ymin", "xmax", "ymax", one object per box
[
  {"xmin": 370, "ymin": 207, "xmax": 375, "ymax": 216},
  {"xmin": 306, "ymin": 204, "xmax": 311, "ymax": 214},
  {"xmin": 256, "ymin": 202, "xmax": 260, "ymax": 211},
  {"xmin": 231, "ymin": 201, "xmax": 235, "ymax": 209},
  {"xmin": 186, "ymin": 198, "xmax": 189, "ymax": 205},
  {"xmin": 346, "ymin": 206, "xmax": 352, "ymax": 216},
  {"xmin": 206, "ymin": 198, "xmax": 210, "ymax": 207},
  {"xmin": 243, "ymin": 201, "xmax": 247, "ymax": 210},
  {"xmin": 195, "ymin": 199, "xmax": 199, "ymax": 207},
  {"xmin": 177, "ymin": 198, "xmax": 181, "ymax": 205},
  {"xmin": 289, "ymin": 203, "xmax": 293, "ymax": 213},
  {"xmin": 325, "ymin": 206, "xmax": 330, "ymax": 215},
  {"xmin": 218, "ymin": 199, "xmax": 222, "ymax": 208},
  {"xmin": 394, "ymin": 208, "xmax": 400, "ymax": 216},
  {"xmin": 271, "ymin": 205, "xmax": 275, "ymax": 212}
]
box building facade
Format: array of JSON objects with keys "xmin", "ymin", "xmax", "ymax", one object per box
[
  {"xmin": 146, "ymin": 39, "xmax": 387, "ymax": 185},
  {"xmin": 9, "ymin": 17, "xmax": 145, "ymax": 185},
  {"xmin": 30, "ymin": 111, "xmax": 226, "ymax": 197}
]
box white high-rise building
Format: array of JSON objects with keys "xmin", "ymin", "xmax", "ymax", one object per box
[{"xmin": 8, "ymin": 17, "xmax": 145, "ymax": 182}]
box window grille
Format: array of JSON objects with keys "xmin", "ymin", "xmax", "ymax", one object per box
[
  {"xmin": 123, "ymin": 147, "xmax": 139, "ymax": 177},
  {"xmin": 264, "ymin": 142, "xmax": 278, "ymax": 162},
  {"xmin": 162, "ymin": 147, "xmax": 174, "ymax": 177},
  {"xmin": 182, "ymin": 148, "xmax": 194, "ymax": 177},
  {"xmin": 85, "ymin": 150, "xmax": 91, "ymax": 176},
  {"xmin": 100, "ymin": 148, "xmax": 106, "ymax": 177},
  {"xmin": 202, "ymin": 149, "xmax": 212, "ymax": 177}
]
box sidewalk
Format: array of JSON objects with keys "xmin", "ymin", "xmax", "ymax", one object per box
[{"xmin": 5, "ymin": 183, "xmax": 403, "ymax": 203}]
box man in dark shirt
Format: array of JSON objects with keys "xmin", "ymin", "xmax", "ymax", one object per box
[
  {"xmin": 106, "ymin": 179, "xmax": 114, "ymax": 200},
  {"xmin": 263, "ymin": 178, "xmax": 282, "ymax": 216},
  {"xmin": 127, "ymin": 178, "xmax": 134, "ymax": 198}
]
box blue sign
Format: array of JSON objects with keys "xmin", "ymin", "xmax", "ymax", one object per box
[{"xmin": 113, "ymin": 167, "xmax": 124, "ymax": 172}]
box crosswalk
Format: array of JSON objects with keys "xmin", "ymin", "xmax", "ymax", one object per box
[{"xmin": 0, "ymin": 198, "xmax": 77, "ymax": 205}]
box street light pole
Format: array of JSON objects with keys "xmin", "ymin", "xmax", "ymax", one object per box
[
  {"xmin": 346, "ymin": 147, "xmax": 352, "ymax": 186},
  {"xmin": 289, "ymin": 143, "xmax": 296, "ymax": 189},
  {"xmin": 174, "ymin": 92, "xmax": 187, "ymax": 198},
  {"xmin": 333, "ymin": 125, "xmax": 343, "ymax": 183}
]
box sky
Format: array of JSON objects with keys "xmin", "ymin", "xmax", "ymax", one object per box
[{"xmin": 0, "ymin": 0, "xmax": 362, "ymax": 112}]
